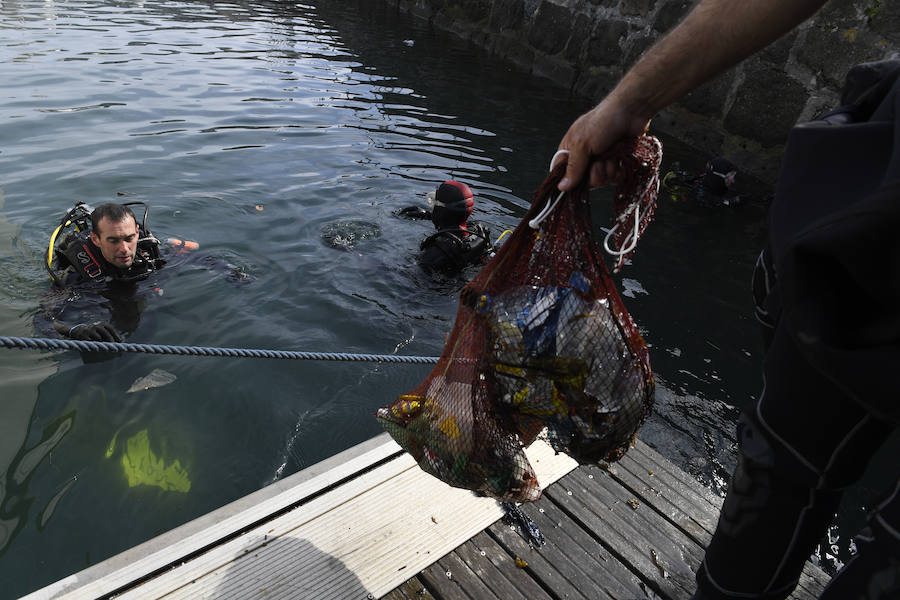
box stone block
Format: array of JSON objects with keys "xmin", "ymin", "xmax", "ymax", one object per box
[
  {"xmin": 491, "ymin": 33, "xmax": 537, "ymax": 72},
  {"xmin": 621, "ymin": 0, "xmax": 657, "ymax": 18},
  {"xmin": 573, "ymin": 65, "xmax": 619, "ymax": 101},
  {"xmin": 679, "ymin": 71, "xmax": 735, "ymax": 119},
  {"xmin": 724, "ymin": 64, "xmax": 808, "ymax": 147},
  {"xmin": 868, "ymin": 1, "xmax": 900, "ymax": 45},
  {"xmin": 564, "ymin": 12, "xmax": 594, "ymax": 62},
  {"xmin": 758, "ymin": 29, "xmax": 797, "ymax": 68},
  {"xmin": 489, "ymin": 0, "xmax": 525, "ymax": 32},
  {"xmin": 528, "ymin": 1, "xmax": 572, "ymax": 55},
  {"xmin": 401, "ymin": 0, "xmax": 438, "ymax": 21},
  {"xmin": 797, "ymin": 23, "xmax": 886, "ymax": 88},
  {"xmin": 656, "ymin": 110, "xmax": 726, "ymax": 159},
  {"xmin": 652, "ymin": 0, "xmax": 693, "ymax": 33},
  {"xmin": 441, "ymin": 0, "xmax": 492, "ymax": 25},
  {"xmin": 586, "ymin": 19, "xmax": 629, "ymax": 67},
  {"xmin": 587, "ymin": 0, "xmax": 620, "ymax": 6},
  {"xmin": 532, "ymin": 53, "xmax": 577, "ymax": 89},
  {"xmin": 815, "ymin": 0, "xmax": 864, "ymax": 25}
]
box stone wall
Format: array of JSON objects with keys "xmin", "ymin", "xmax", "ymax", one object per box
[{"xmin": 384, "ymin": 0, "xmax": 899, "ymax": 182}]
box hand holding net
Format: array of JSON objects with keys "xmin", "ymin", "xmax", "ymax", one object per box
[{"xmin": 377, "ymin": 134, "xmax": 661, "ymax": 502}]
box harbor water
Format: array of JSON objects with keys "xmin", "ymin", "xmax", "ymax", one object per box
[{"xmin": 1, "ymin": 1, "xmax": 895, "ymax": 597}]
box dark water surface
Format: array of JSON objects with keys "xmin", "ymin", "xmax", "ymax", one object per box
[{"xmin": 0, "ymin": 1, "xmax": 892, "ymax": 597}]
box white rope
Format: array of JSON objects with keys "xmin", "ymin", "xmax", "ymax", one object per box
[
  {"xmin": 602, "ymin": 148, "xmax": 661, "ymax": 260},
  {"xmin": 603, "ymin": 205, "xmax": 641, "ymax": 257},
  {"xmin": 529, "ymin": 190, "xmax": 565, "ymax": 229},
  {"xmin": 529, "ymin": 150, "xmax": 571, "ymax": 230},
  {"xmin": 549, "ymin": 149, "xmax": 569, "ymax": 171}
]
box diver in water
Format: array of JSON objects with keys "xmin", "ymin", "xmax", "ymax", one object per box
[
  {"xmin": 399, "ymin": 181, "xmax": 493, "ymax": 275},
  {"xmin": 42, "ymin": 200, "xmax": 250, "ymax": 343},
  {"xmin": 43, "ymin": 201, "xmax": 165, "ymax": 342},
  {"xmin": 51, "ymin": 202, "xmax": 164, "ymax": 287},
  {"xmin": 662, "ymin": 156, "xmax": 741, "ymax": 207}
]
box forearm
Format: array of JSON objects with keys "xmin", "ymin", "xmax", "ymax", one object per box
[{"xmin": 612, "ymin": 0, "xmax": 827, "ymax": 121}]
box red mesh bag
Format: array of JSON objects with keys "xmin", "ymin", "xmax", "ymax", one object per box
[{"xmin": 378, "ymin": 135, "xmax": 662, "ymax": 502}]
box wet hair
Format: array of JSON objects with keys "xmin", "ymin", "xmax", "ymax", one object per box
[{"xmin": 91, "ymin": 203, "xmax": 137, "ymax": 234}]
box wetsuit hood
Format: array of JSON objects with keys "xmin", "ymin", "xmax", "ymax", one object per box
[
  {"xmin": 704, "ymin": 157, "xmax": 736, "ymax": 196},
  {"xmin": 430, "ymin": 181, "xmax": 474, "ymax": 230}
]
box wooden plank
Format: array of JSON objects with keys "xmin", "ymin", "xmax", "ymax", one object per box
[
  {"xmin": 436, "ymin": 552, "xmax": 503, "ymax": 600},
  {"xmin": 628, "ymin": 442, "xmax": 830, "ymax": 600},
  {"xmin": 602, "ymin": 453, "xmax": 717, "ymax": 546},
  {"xmin": 105, "ymin": 439, "xmax": 574, "ymax": 600},
  {"xmin": 624, "ymin": 442, "xmax": 723, "ymax": 525},
  {"xmin": 28, "ymin": 424, "xmax": 826, "ymax": 600},
  {"xmin": 487, "ymin": 516, "xmax": 589, "ymax": 600},
  {"xmin": 546, "ymin": 467, "xmax": 701, "ymax": 599},
  {"xmin": 526, "ymin": 437, "xmax": 580, "ymax": 489},
  {"xmin": 381, "ymin": 576, "xmax": 436, "ymax": 600},
  {"xmin": 456, "ymin": 531, "xmax": 553, "ymax": 600},
  {"xmin": 567, "ymin": 465, "xmax": 707, "ymax": 571},
  {"xmin": 26, "ymin": 434, "xmax": 406, "ymax": 600},
  {"xmin": 115, "ymin": 452, "xmax": 421, "ymax": 599},
  {"xmin": 630, "ymin": 440, "xmax": 724, "ymax": 511},
  {"xmin": 619, "ymin": 444, "xmax": 830, "ymax": 600},
  {"xmin": 418, "ymin": 559, "xmax": 470, "ymax": 600},
  {"xmin": 528, "ymin": 495, "xmax": 655, "ymax": 599},
  {"xmin": 488, "ymin": 499, "xmax": 645, "ymax": 600}
]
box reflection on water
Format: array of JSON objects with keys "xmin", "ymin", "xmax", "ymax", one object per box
[
  {"xmin": 0, "ymin": 190, "xmax": 64, "ymax": 570},
  {"xmin": 0, "ymin": 0, "xmax": 886, "ymax": 596},
  {"xmin": 116, "ymin": 429, "xmax": 192, "ymax": 493}
]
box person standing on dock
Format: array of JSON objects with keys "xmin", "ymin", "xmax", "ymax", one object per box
[{"xmin": 555, "ymin": 1, "xmax": 900, "ymax": 599}]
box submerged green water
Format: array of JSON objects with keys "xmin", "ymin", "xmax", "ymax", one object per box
[{"xmin": 1, "ymin": 0, "xmax": 889, "ymax": 596}]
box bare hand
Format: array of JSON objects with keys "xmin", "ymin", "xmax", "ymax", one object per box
[{"xmin": 556, "ymin": 98, "xmax": 651, "ymax": 191}]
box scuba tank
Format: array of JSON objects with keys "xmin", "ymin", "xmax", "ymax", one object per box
[{"xmin": 47, "ymin": 201, "xmax": 163, "ymax": 287}]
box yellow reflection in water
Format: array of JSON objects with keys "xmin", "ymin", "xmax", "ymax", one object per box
[{"xmin": 119, "ymin": 429, "xmax": 191, "ymax": 493}]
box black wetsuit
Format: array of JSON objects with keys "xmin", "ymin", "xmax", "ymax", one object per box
[
  {"xmin": 418, "ymin": 222, "xmax": 492, "ymax": 275},
  {"xmin": 41, "ymin": 229, "xmax": 165, "ymax": 339},
  {"xmin": 693, "ymin": 60, "xmax": 900, "ymax": 600},
  {"xmin": 55, "ymin": 228, "xmax": 164, "ymax": 287}
]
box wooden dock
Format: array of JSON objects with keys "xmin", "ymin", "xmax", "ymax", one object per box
[{"xmin": 23, "ymin": 433, "xmax": 829, "ymax": 600}]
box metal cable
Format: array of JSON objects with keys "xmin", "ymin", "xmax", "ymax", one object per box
[{"xmin": 0, "ymin": 336, "xmax": 439, "ymax": 364}]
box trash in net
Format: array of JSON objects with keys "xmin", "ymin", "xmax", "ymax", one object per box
[{"xmin": 377, "ymin": 135, "xmax": 661, "ymax": 502}]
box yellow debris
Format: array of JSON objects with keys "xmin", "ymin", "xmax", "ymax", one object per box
[
  {"xmin": 121, "ymin": 429, "xmax": 191, "ymax": 493},
  {"xmin": 438, "ymin": 416, "xmax": 461, "ymax": 439}
]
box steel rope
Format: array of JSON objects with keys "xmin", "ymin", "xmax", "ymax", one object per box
[{"xmin": 0, "ymin": 336, "xmax": 439, "ymax": 364}]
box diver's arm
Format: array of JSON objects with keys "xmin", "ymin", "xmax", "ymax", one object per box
[
  {"xmin": 558, "ymin": 0, "xmax": 828, "ymax": 191},
  {"xmin": 44, "ymin": 287, "xmax": 124, "ymax": 342},
  {"xmin": 52, "ymin": 319, "xmax": 122, "ymax": 342}
]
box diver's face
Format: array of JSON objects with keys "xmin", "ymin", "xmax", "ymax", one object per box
[{"xmin": 91, "ymin": 216, "xmax": 139, "ymax": 268}]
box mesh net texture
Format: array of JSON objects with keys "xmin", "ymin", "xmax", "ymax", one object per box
[{"xmin": 377, "ymin": 135, "xmax": 662, "ymax": 502}]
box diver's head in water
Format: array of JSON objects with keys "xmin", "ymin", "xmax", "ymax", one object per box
[
  {"xmin": 90, "ymin": 203, "xmax": 139, "ymax": 269},
  {"xmin": 429, "ymin": 181, "xmax": 474, "ymax": 231},
  {"xmin": 704, "ymin": 157, "xmax": 737, "ymax": 197}
]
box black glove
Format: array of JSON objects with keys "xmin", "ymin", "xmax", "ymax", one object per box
[{"xmin": 68, "ymin": 321, "xmax": 122, "ymax": 342}]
